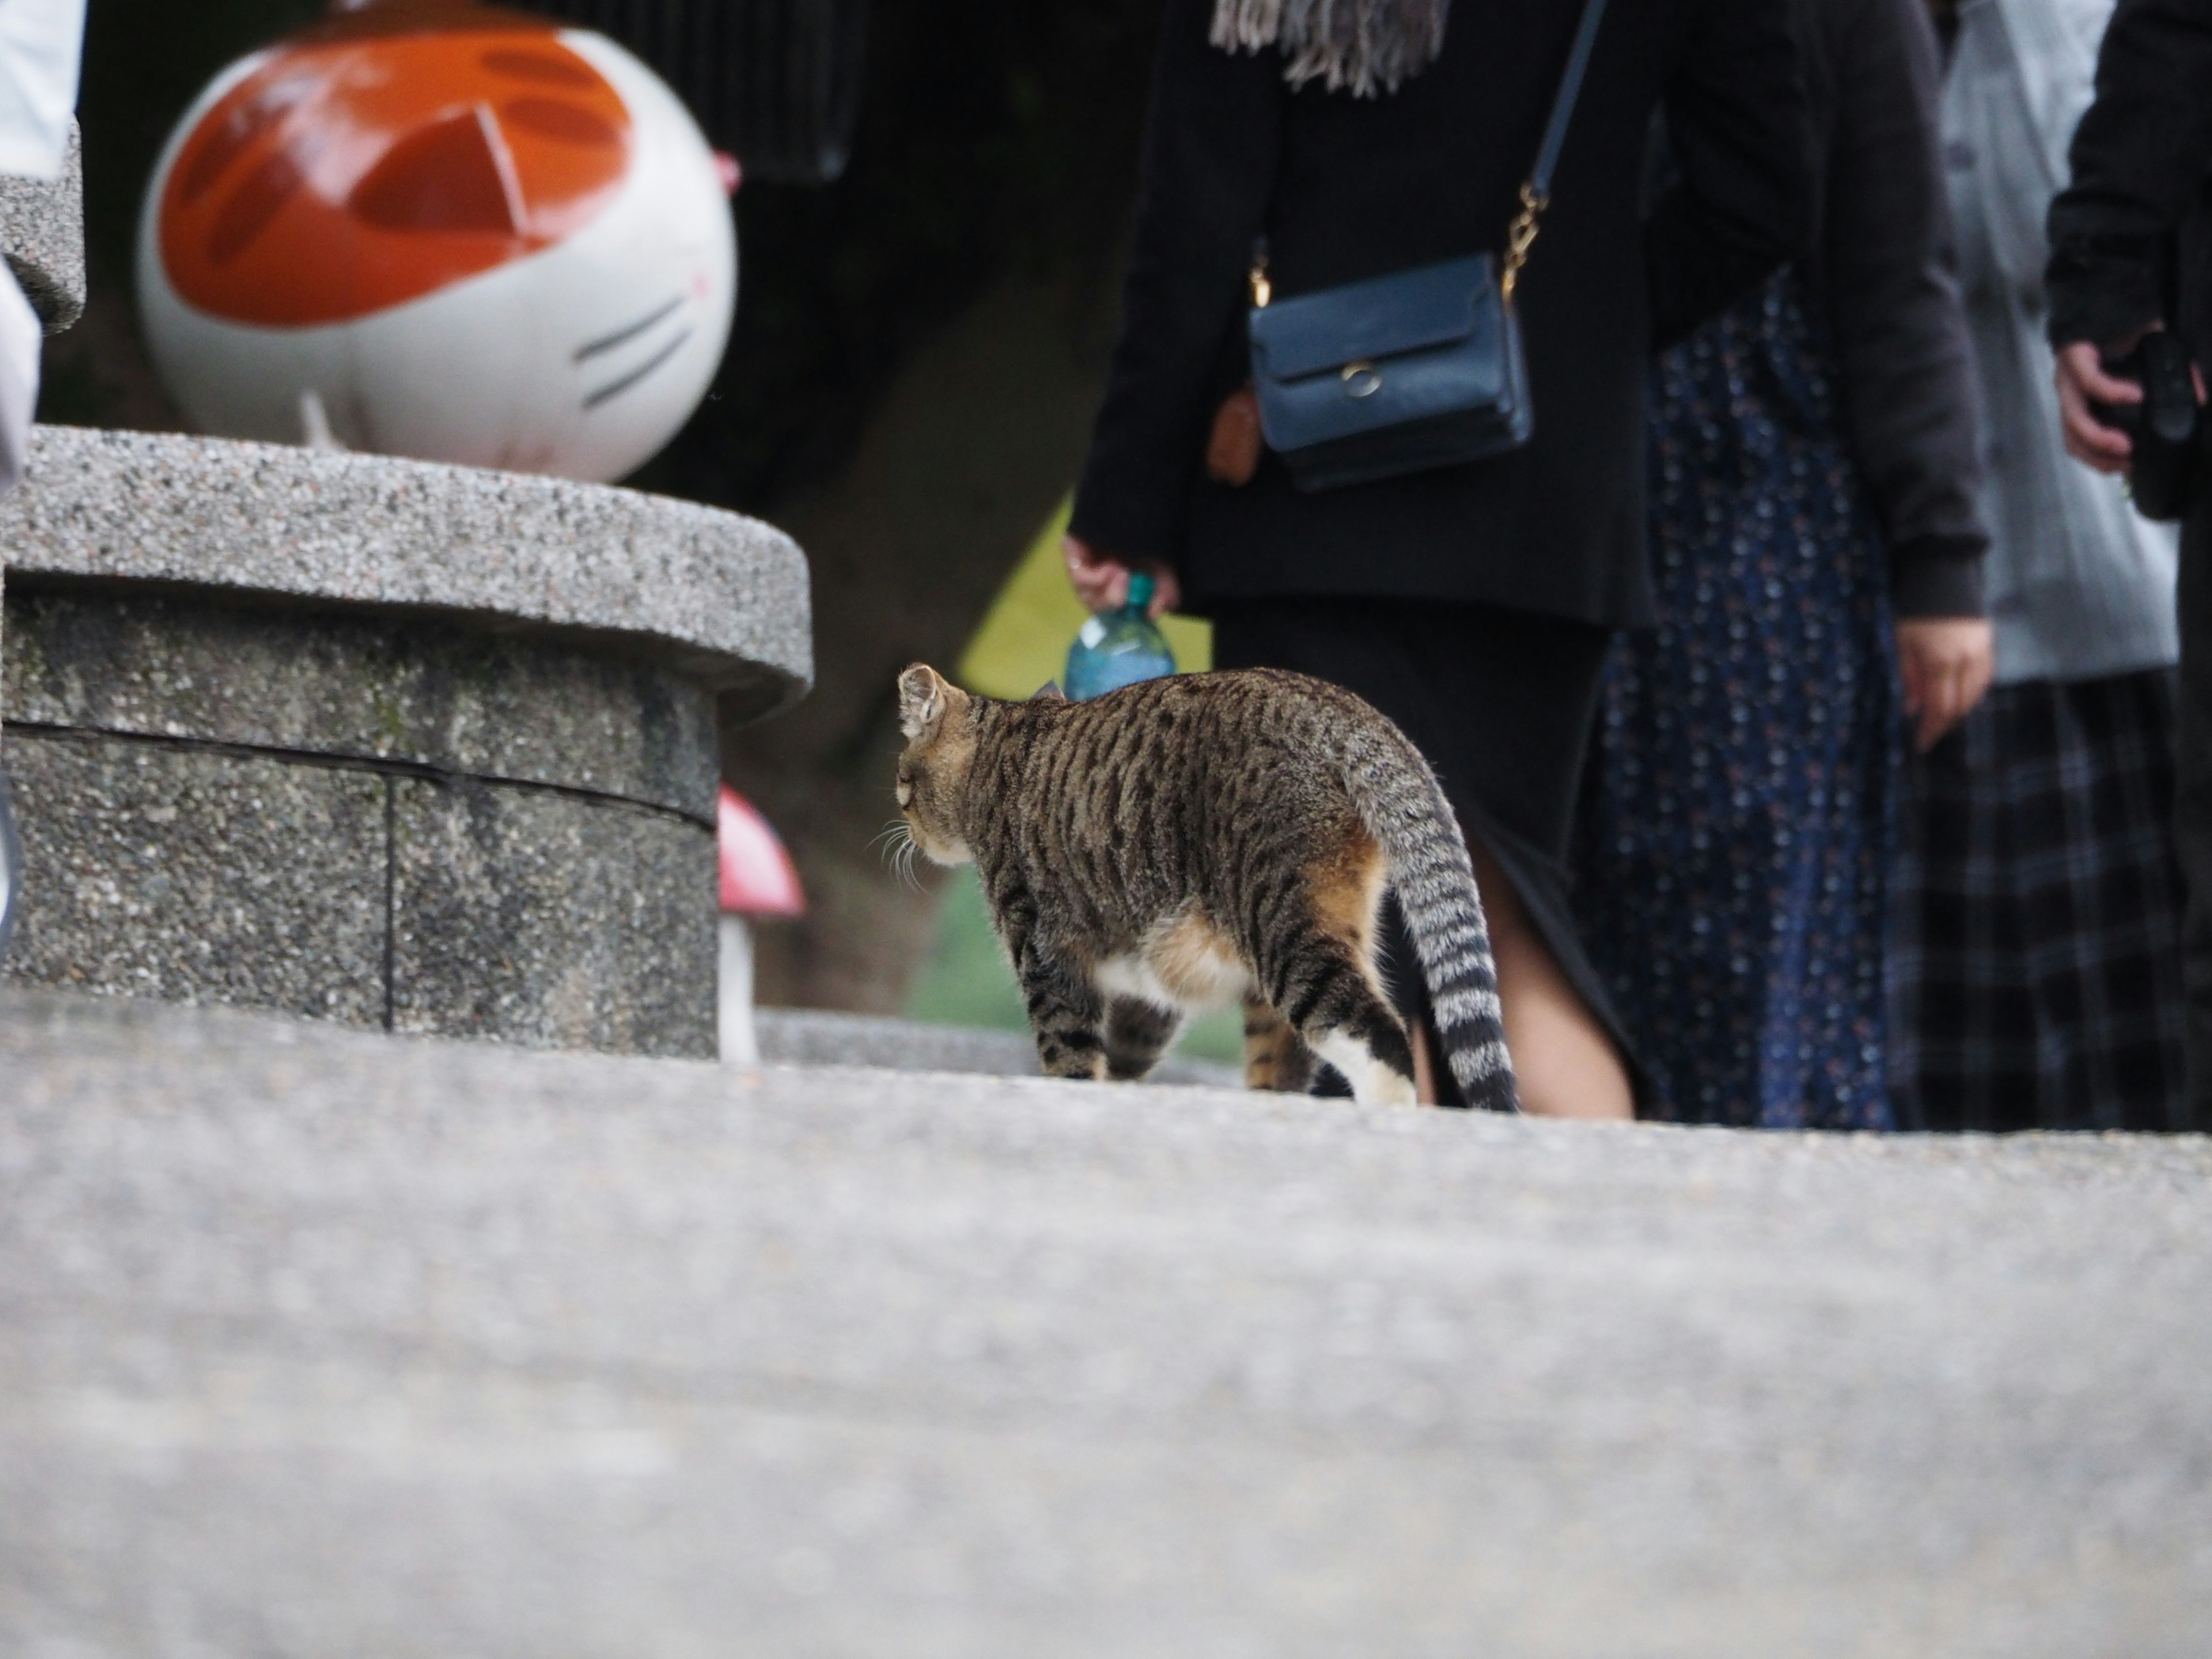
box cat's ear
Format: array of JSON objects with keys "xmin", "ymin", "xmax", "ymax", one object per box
[
  {"xmin": 1031, "ymin": 681, "xmax": 1066, "ymax": 702},
  {"xmin": 897, "ymin": 663, "xmax": 957, "ymax": 740}
]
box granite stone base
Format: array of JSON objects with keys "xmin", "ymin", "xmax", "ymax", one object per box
[
  {"xmin": 391, "ymin": 777, "xmax": 714, "ymax": 1055},
  {"xmin": 2, "ymin": 585, "xmax": 718, "ymax": 1056},
  {"xmin": 3, "ymin": 735, "xmax": 389, "ymax": 1023}
]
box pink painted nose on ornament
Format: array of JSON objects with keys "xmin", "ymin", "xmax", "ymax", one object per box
[{"xmin": 135, "ymin": 0, "xmax": 738, "ymax": 483}]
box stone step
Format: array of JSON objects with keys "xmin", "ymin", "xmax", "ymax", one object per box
[{"xmin": 3, "ymin": 984, "xmax": 2208, "ymax": 1657}]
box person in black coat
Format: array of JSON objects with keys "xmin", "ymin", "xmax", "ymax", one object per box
[
  {"xmin": 1063, "ymin": 0, "xmax": 1815, "ymax": 1116},
  {"xmin": 2048, "ymin": 0, "xmax": 2212, "ymax": 1126}
]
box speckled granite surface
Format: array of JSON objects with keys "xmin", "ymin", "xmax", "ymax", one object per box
[
  {"xmin": 5, "ymin": 586, "xmax": 720, "ymax": 820},
  {"xmin": 1, "ymin": 734, "xmax": 717, "ymax": 1056},
  {"xmin": 0, "ymin": 123, "xmax": 84, "ymax": 332},
  {"xmin": 1, "ymin": 737, "xmax": 389, "ymax": 1024},
  {"xmin": 0, "ymin": 426, "xmax": 813, "ymax": 717},
  {"xmin": 3, "ymin": 987, "xmax": 2211, "ymax": 1657},
  {"xmin": 389, "ymin": 776, "xmax": 715, "ymax": 1056}
]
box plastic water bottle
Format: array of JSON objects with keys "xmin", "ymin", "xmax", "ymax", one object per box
[{"xmin": 1066, "ymin": 571, "xmax": 1177, "ymax": 700}]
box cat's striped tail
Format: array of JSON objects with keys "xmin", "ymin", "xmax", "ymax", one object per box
[{"xmin": 1336, "ymin": 730, "xmax": 1520, "ymax": 1113}]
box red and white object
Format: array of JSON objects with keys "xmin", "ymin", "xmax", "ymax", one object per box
[
  {"xmin": 136, "ymin": 0, "xmax": 736, "ymax": 483},
  {"xmin": 717, "ymin": 784, "xmax": 802, "ymax": 1066}
]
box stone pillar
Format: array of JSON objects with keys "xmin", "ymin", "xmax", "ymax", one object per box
[{"xmin": 0, "ymin": 426, "xmax": 812, "ymax": 1058}]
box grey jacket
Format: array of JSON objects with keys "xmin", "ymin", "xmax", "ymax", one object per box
[{"xmin": 1944, "ymin": 0, "xmax": 2179, "ymax": 682}]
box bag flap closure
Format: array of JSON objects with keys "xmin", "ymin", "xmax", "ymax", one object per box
[{"xmin": 1250, "ymin": 255, "xmax": 1497, "ymax": 383}]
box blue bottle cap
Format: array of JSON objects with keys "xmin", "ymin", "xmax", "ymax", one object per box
[{"xmin": 1126, "ymin": 571, "xmax": 1154, "ymax": 612}]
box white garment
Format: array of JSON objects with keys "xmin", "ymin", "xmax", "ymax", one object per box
[
  {"xmin": 0, "ymin": 263, "xmax": 37, "ymax": 493},
  {"xmin": 0, "ymin": 0, "xmax": 82, "ymax": 180},
  {"xmin": 1942, "ymin": 0, "xmax": 2181, "ymax": 683}
]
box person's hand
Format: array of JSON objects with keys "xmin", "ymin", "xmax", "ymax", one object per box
[
  {"xmin": 1896, "ymin": 616, "xmax": 1994, "ymax": 753},
  {"xmin": 1063, "ymin": 534, "xmax": 1181, "ymax": 618},
  {"xmin": 2054, "ymin": 338, "xmax": 2142, "ymax": 474}
]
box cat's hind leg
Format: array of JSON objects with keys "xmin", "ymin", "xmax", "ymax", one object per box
[
  {"xmin": 1302, "ymin": 979, "xmax": 1419, "ymax": 1107},
  {"xmin": 1256, "ymin": 927, "xmax": 1417, "ymax": 1106},
  {"xmin": 1104, "ymin": 997, "xmax": 1182, "ymax": 1081},
  {"xmin": 1258, "ymin": 833, "xmax": 1418, "ymax": 1108},
  {"xmin": 1243, "ymin": 997, "xmax": 1316, "ymax": 1094}
]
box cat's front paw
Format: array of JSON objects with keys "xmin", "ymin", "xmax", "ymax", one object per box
[{"xmin": 1037, "ymin": 1039, "xmax": 1108, "ymax": 1082}]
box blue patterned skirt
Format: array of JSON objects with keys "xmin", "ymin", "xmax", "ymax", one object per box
[{"xmin": 1575, "ymin": 269, "xmax": 1901, "ymax": 1130}]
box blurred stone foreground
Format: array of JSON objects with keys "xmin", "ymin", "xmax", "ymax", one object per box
[{"xmin": 3, "ymin": 987, "xmax": 2209, "ymax": 1657}]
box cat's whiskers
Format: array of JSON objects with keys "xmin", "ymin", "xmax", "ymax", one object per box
[{"xmin": 877, "ymin": 817, "xmax": 926, "ymax": 892}]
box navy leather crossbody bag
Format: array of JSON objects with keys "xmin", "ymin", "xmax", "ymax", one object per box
[{"xmin": 1246, "ymin": 0, "xmax": 1609, "ymax": 492}]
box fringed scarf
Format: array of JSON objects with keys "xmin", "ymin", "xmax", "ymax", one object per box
[{"xmin": 1210, "ymin": 0, "xmax": 1449, "ymax": 97}]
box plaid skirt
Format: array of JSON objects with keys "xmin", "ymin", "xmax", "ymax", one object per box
[{"xmin": 1889, "ymin": 669, "xmax": 2188, "ymax": 1132}]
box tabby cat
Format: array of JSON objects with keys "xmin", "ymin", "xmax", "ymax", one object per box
[{"xmin": 893, "ymin": 663, "xmax": 1517, "ymax": 1111}]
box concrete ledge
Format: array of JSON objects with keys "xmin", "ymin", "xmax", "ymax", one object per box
[
  {"xmin": 0, "ymin": 123, "xmax": 84, "ymax": 332},
  {"xmin": 1, "ymin": 426, "xmax": 813, "ymax": 718}
]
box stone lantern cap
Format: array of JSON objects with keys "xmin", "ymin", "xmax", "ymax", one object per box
[
  {"xmin": 0, "ymin": 122, "xmax": 84, "ymax": 332},
  {"xmin": 0, "ymin": 424, "xmax": 814, "ymax": 717}
]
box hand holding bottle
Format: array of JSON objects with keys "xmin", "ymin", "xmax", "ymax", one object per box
[{"xmin": 1063, "ymin": 534, "xmax": 1181, "ymax": 618}]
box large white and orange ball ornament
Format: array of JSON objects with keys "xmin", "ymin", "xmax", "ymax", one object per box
[{"xmin": 137, "ymin": 0, "xmax": 736, "ymax": 483}]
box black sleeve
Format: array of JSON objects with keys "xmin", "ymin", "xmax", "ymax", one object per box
[
  {"xmin": 2046, "ymin": 0, "xmax": 2212, "ymax": 349},
  {"xmin": 1820, "ymin": 0, "xmax": 1987, "ymax": 615},
  {"xmin": 1644, "ymin": 0, "xmax": 1819, "ymax": 348},
  {"xmin": 1070, "ymin": 0, "xmax": 1284, "ymax": 564}
]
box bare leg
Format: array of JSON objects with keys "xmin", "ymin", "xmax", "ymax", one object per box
[
  {"xmin": 1410, "ymin": 1021, "xmax": 1442, "ymax": 1104},
  {"xmin": 1464, "ymin": 838, "xmax": 1632, "ymax": 1120}
]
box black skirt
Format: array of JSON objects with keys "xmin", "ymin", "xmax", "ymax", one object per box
[{"xmin": 1210, "ymin": 594, "xmax": 1633, "ymax": 1099}]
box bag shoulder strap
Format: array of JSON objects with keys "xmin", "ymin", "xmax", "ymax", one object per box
[
  {"xmin": 1503, "ymin": 0, "xmax": 1609, "ymax": 302},
  {"xmin": 1249, "ymin": 0, "xmax": 1611, "ymax": 310},
  {"xmin": 1531, "ymin": 0, "xmax": 1610, "ymax": 200}
]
